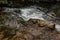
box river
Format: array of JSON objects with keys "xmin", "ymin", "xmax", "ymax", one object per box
[{"xmin": 2, "ymin": 6, "xmax": 60, "ymax": 33}]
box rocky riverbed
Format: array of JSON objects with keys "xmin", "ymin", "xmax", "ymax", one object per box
[
  {"xmin": 0, "ymin": 7, "xmax": 60, "ymax": 40},
  {"xmin": 0, "ymin": 0, "xmax": 60, "ymax": 40},
  {"xmin": 0, "ymin": 12, "xmax": 60, "ymax": 40}
]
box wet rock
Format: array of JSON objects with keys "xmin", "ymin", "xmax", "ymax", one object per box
[
  {"xmin": 0, "ymin": 12, "xmax": 25, "ymax": 38},
  {"xmin": 28, "ymin": 19, "xmax": 55, "ymax": 29},
  {"xmin": 8, "ymin": 19, "xmax": 59, "ymax": 40},
  {"xmin": 52, "ymin": 9, "xmax": 60, "ymax": 24},
  {"xmin": 0, "ymin": 18, "xmax": 60, "ymax": 40}
]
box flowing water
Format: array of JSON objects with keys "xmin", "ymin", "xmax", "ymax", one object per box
[{"xmin": 2, "ymin": 6, "xmax": 60, "ymax": 33}]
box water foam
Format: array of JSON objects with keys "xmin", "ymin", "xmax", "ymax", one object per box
[{"xmin": 3, "ymin": 6, "xmax": 60, "ymax": 33}]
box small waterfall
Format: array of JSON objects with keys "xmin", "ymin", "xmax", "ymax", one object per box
[
  {"xmin": 3, "ymin": 6, "xmax": 46, "ymax": 21},
  {"xmin": 3, "ymin": 6, "xmax": 60, "ymax": 33}
]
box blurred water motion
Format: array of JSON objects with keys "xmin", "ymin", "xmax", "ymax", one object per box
[{"xmin": 3, "ymin": 6, "xmax": 60, "ymax": 32}]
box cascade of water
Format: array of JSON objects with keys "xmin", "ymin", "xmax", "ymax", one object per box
[{"xmin": 3, "ymin": 6, "xmax": 60, "ymax": 33}]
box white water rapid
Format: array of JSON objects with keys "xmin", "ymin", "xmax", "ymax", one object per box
[{"xmin": 3, "ymin": 6, "xmax": 60, "ymax": 33}]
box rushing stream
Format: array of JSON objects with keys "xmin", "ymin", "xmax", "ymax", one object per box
[{"xmin": 3, "ymin": 6, "xmax": 60, "ymax": 33}]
